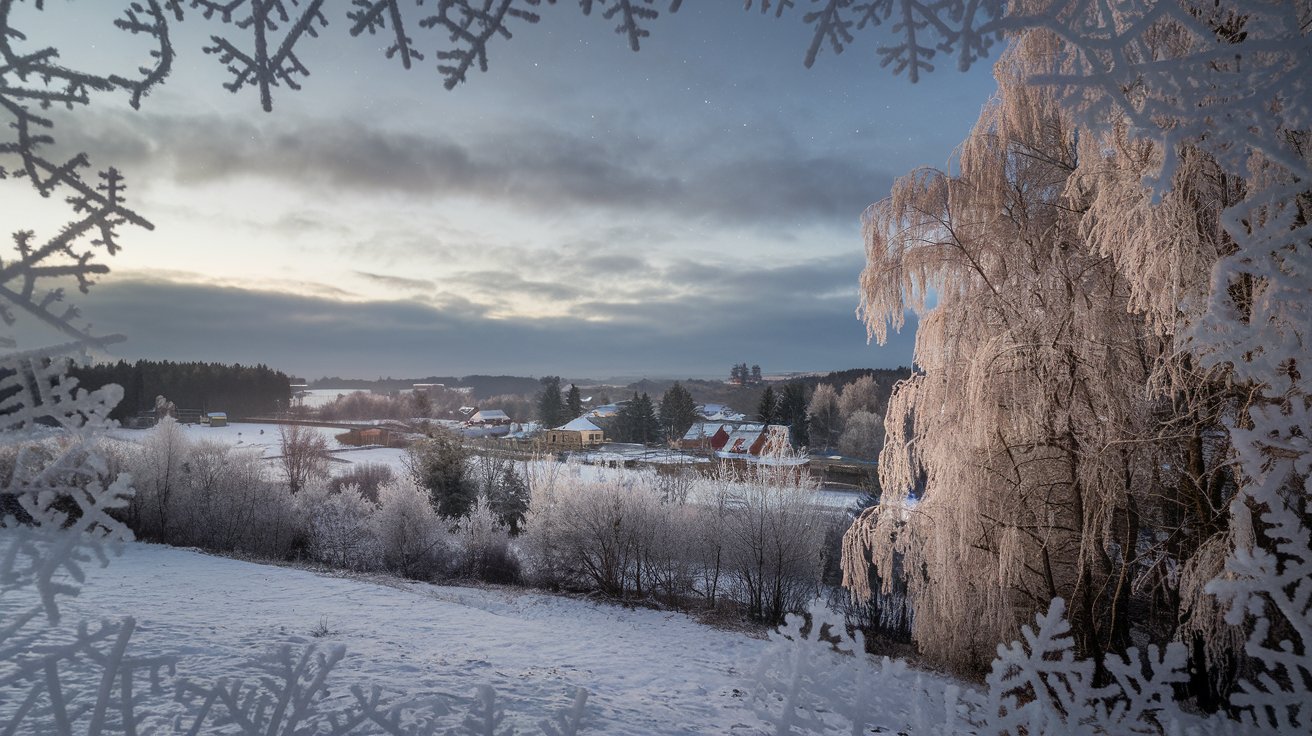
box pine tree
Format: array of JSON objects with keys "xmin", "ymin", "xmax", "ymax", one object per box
[
  {"xmin": 777, "ymin": 381, "xmax": 809, "ymax": 447},
  {"xmin": 536, "ymin": 376, "xmax": 565, "ymax": 428},
  {"xmin": 756, "ymin": 385, "xmax": 779, "ymax": 425},
  {"xmin": 635, "ymin": 392, "xmax": 660, "ymax": 444},
  {"xmin": 405, "ymin": 432, "xmax": 476, "ymax": 519},
  {"xmin": 566, "ymin": 383, "xmax": 583, "ymax": 419},
  {"xmin": 750, "ymin": 365, "xmax": 763, "ymax": 385},
  {"xmin": 487, "ymin": 463, "xmax": 529, "ymax": 535},
  {"xmin": 657, "ymin": 382, "xmax": 698, "ymax": 442}
]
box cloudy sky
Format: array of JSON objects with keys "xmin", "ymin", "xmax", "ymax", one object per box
[{"xmin": 10, "ymin": 3, "xmax": 995, "ymax": 380}]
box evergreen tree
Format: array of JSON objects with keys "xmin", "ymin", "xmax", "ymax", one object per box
[
  {"xmin": 405, "ymin": 432, "xmax": 476, "ymax": 519},
  {"xmin": 616, "ymin": 392, "xmax": 660, "ymax": 444},
  {"xmin": 750, "ymin": 364, "xmax": 762, "ymax": 384},
  {"xmin": 487, "ymin": 463, "xmax": 530, "ymax": 535},
  {"xmin": 778, "ymin": 381, "xmax": 809, "ymax": 447},
  {"xmin": 657, "ymin": 382, "xmax": 699, "ymax": 442},
  {"xmin": 635, "ymin": 392, "xmax": 660, "ymax": 444},
  {"xmin": 756, "ymin": 385, "xmax": 779, "ymax": 425},
  {"xmin": 566, "ymin": 383, "xmax": 583, "ymax": 418},
  {"xmin": 536, "ymin": 376, "xmax": 565, "ymax": 428}
]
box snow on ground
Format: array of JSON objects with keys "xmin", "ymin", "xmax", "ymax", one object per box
[
  {"xmin": 108, "ymin": 421, "xmax": 348, "ymax": 458},
  {"xmin": 22, "ymin": 544, "xmax": 955, "ymax": 734},
  {"xmin": 294, "ymin": 388, "xmax": 360, "ymax": 407}
]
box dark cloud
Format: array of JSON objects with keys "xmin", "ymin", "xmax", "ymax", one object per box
[
  {"xmin": 63, "ymin": 274, "xmax": 915, "ymax": 378},
  {"xmin": 58, "ymin": 110, "xmax": 892, "ymax": 227},
  {"xmin": 355, "ymin": 271, "xmax": 437, "ymax": 291}
]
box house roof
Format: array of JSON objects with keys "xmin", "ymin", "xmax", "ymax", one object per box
[
  {"xmin": 557, "ymin": 416, "xmax": 602, "ymax": 432},
  {"xmin": 719, "ymin": 427, "xmax": 764, "ymax": 455},
  {"xmin": 472, "ymin": 409, "xmax": 509, "ymax": 421},
  {"xmin": 681, "ymin": 422, "xmax": 727, "ymax": 441}
]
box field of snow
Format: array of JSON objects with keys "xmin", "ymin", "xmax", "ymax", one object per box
[
  {"xmin": 28, "ymin": 544, "xmax": 955, "ymax": 734},
  {"xmin": 109, "ymin": 421, "xmax": 348, "ymax": 457},
  {"xmin": 294, "ymin": 388, "xmax": 362, "ymax": 407}
]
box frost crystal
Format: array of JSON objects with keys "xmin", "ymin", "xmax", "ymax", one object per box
[{"xmin": 192, "ymin": 0, "xmax": 331, "ymax": 112}]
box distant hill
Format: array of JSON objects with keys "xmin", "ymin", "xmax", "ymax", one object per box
[
  {"xmin": 307, "ymin": 374, "xmax": 543, "ymax": 400},
  {"xmin": 614, "ymin": 367, "xmax": 914, "ymax": 417}
]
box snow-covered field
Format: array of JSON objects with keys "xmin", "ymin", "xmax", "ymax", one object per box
[
  {"xmin": 294, "ymin": 388, "xmax": 361, "ymax": 408},
  {"xmin": 31, "ymin": 544, "xmax": 953, "ymax": 734},
  {"xmin": 109, "ymin": 421, "xmax": 347, "ymax": 458}
]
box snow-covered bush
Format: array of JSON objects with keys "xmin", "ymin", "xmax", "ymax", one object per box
[
  {"xmin": 374, "ymin": 477, "xmax": 455, "ymax": 580},
  {"xmin": 521, "ymin": 457, "xmax": 832, "ymax": 621},
  {"xmin": 329, "ymin": 461, "xmax": 396, "ymax": 503},
  {"xmin": 303, "ymin": 481, "xmax": 383, "ymax": 571},
  {"xmin": 723, "ymin": 456, "xmax": 826, "ymax": 624},
  {"xmin": 452, "ymin": 498, "xmax": 520, "ymax": 583},
  {"xmin": 126, "ymin": 416, "xmax": 189, "ymax": 542},
  {"xmin": 521, "ymin": 469, "xmax": 658, "ymax": 596}
]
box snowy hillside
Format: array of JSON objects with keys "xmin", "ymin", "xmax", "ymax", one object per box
[{"xmin": 24, "ymin": 544, "xmax": 956, "ymax": 734}]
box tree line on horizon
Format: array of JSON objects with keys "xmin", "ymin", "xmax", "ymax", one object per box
[{"xmin": 70, "ymin": 360, "xmax": 291, "ymax": 420}]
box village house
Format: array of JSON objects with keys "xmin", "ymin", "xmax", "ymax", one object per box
[
  {"xmin": 467, "ymin": 409, "xmax": 512, "ymax": 426},
  {"xmin": 678, "ymin": 422, "xmax": 731, "ymax": 452},
  {"xmin": 714, "ymin": 424, "xmax": 799, "ymax": 462},
  {"xmin": 544, "ymin": 416, "xmax": 606, "ymax": 451}
]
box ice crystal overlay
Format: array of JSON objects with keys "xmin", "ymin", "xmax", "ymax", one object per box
[
  {"xmin": 2, "ymin": 0, "xmax": 1307, "ymax": 733},
  {"xmin": 173, "ymin": 645, "xmax": 448, "ymax": 736},
  {"xmin": 192, "ymin": 0, "xmax": 330, "ymax": 112}
]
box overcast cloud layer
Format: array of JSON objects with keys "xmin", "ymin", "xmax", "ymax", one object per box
[{"xmin": 9, "ymin": 4, "xmax": 993, "ymax": 379}]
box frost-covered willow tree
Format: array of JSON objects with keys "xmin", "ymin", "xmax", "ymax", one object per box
[
  {"xmin": 845, "ymin": 0, "xmax": 1311, "ymax": 719},
  {"xmin": 844, "ymin": 35, "xmax": 1235, "ymax": 676}
]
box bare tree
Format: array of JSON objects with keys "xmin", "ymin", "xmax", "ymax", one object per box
[{"xmin": 279, "ymin": 424, "xmax": 330, "ymax": 495}]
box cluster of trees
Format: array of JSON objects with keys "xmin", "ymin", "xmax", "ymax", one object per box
[
  {"xmin": 534, "ymin": 376, "xmax": 584, "ymax": 428},
  {"xmin": 521, "ymin": 453, "xmax": 835, "ymax": 624},
  {"xmin": 755, "ymin": 382, "xmax": 810, "ymax": 446},
  {"xmin": 656, "ymin": 383, "xmax": 698, "ymax": 441},
  {"xmin": 604, "ymin": 384, "xmax": 698, "ymax": 445},
  {"xmin": 806, "ymin": 375, "xmax": 890, "ymax": 458},
  {"xmin": 71, "ymin": 360, "xmax": 291, "ymax": 420},
  {"xmin": 404, "ymin": 431, "xmax": 530, "ymax": 535},
  {"xmin": 608, "ymin": 392, "xmax": 660, "ymax": 444},
  {"xmin": 105, "ymin": 420, "xmax": 527, "ymax": 584},
  {"xmin": 729, "ymin": 363, "xmax": 763, "ymax": 385},
  {"xmin": 313, "ymin": 385, "xmax": 478, "ymax": 421}
]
